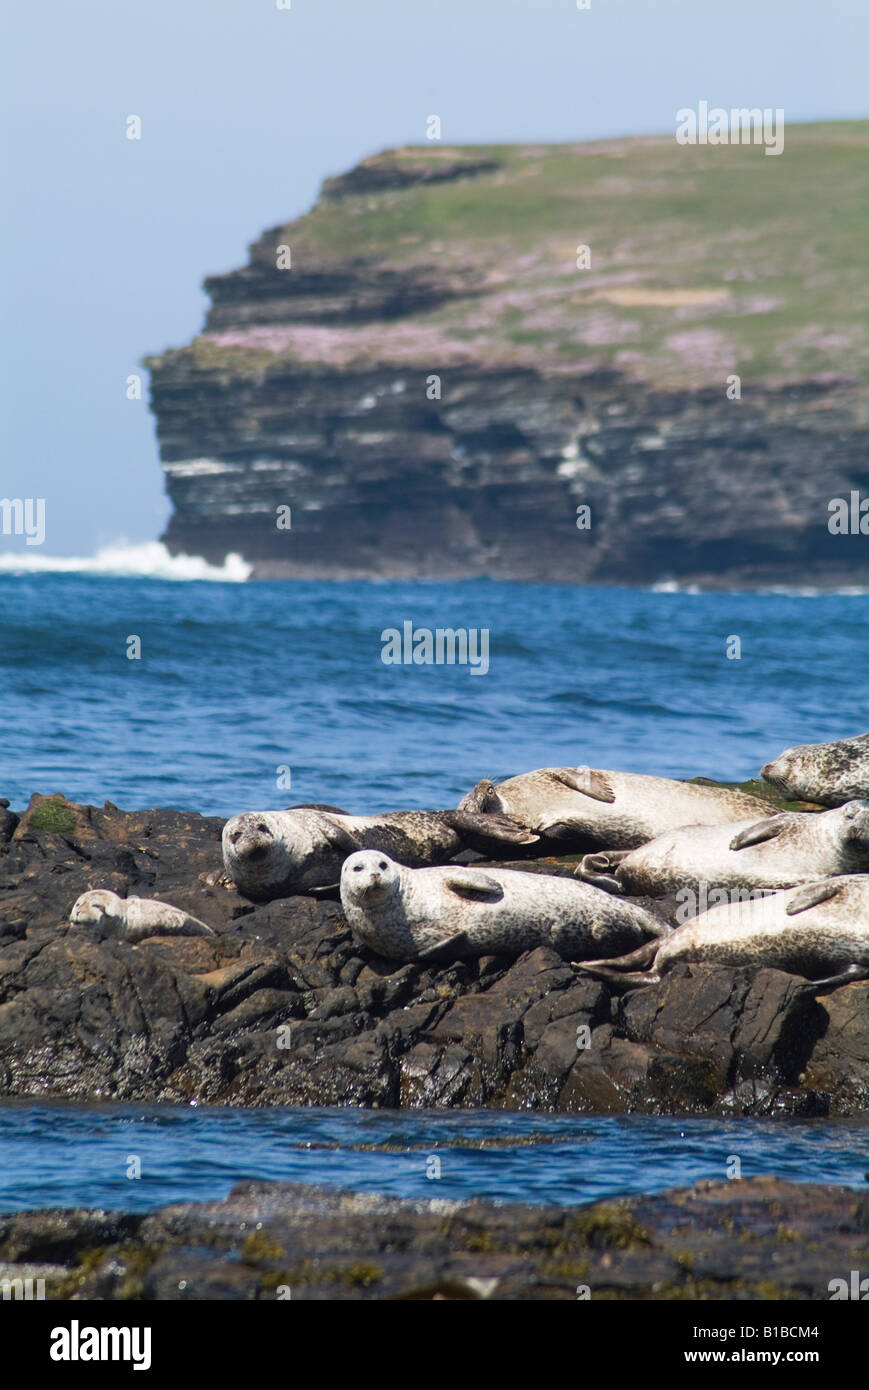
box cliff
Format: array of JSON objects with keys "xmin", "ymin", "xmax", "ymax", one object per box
[{"xmin": 145, "ymin": 125, "xmax": 869, "ymax": 586}]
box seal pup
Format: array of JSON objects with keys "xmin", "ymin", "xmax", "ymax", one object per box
[
  {"xmin": 69, "ymin": 889, "xmax": 216, "ymax": 942},
  {"xmin": 339, "ymin": 850, "xmax": 668, "ymax": 962},
  {"xmin": 460, "ymin": 768, "xmax": 771, "ymax": 851},
  {"xmin": 577, "ymin": 875, "xmax": 869, "ymax": 992},
  {"xmin": 762, "ymin": 731, "xmax": 869, "ymax": 807},
  {"xmin": 575, "ymin": 801, "xmax": 869, "ymax": 897},
  {"xmin": 222, "ymin": 804, "xmax": 539, "ymax": 900}
]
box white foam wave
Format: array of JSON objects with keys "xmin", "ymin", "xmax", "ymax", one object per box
[
  {"xmin": 650, "ymin": 580, "xmax": 702, "ymax": 595},
  {"xmin": 0, "ymin": 541, "xmax": 252, "ymax": 582},
  {"xmin": 650, "ymin": 580, "xmax": 869, "ymax": 597}
]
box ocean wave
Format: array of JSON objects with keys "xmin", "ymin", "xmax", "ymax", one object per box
[
  {"xmin": 650, "ymin": 580, "xmax": 702, "ymax": 594},
  {"xmin": 650, "ymin": 579, "xmax": 869, "ymax": 597},
  {"xmin": 0, "ymin": 541, "xmax": 252, "ymax": 582}
]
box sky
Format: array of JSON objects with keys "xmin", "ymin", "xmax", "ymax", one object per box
[{"xmin": 1, "ymin": 0, "xmax": 866, "ymax": 556}]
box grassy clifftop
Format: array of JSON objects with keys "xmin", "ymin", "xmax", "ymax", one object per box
[{"xmin": 172, "ymin": 122, "xmax": 869, "ymax": 390}]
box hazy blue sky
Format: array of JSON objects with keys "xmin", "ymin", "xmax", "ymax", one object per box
[{"xmin": 2, "ymin": 0, "xmax": 865, "ymax": 555}]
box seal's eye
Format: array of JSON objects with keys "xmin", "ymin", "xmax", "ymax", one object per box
[
  {"xmin": 256, "ymin": 822, "xmax": 269, "ymax": 833},
  {"xmin": 379, "ymin": 861, "xmax": 387, "ymax": 870},
  {"xmin": 353, "ymin": 864, "xmax": 362, "ymax": 872}
]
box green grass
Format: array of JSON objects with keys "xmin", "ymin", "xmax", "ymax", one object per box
[
  {"xmin": 28, "ymin": 799, "xmax": 77, "ymax": 835},
  {"xmin": 152, "ymin": 123, "xmax": 869, "ymax": 388}
]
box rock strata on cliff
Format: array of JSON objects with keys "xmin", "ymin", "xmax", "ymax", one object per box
[{"xmin": 146, "ymin": 126, "xmax": 869, "ymax": 586}]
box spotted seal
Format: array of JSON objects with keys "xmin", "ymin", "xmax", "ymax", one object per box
[
  {"xmin": 69, "ymin": 889, "xmax": 216, "ymax": 941},
  {"xmin": 578, "ymin": 875, "xmax": 869, "ymax": 992},
  {"xmin": 762, "ymin": 731, "xmax": 869, "ymax": 807},
  {"xmin": 460, "ymin": 767, "xmax": 771, "ymax": 851},
  {"xmin": 575, "ymin": 801, "xmax": 869, "ymax": 897},
  {"xmin": 339, "ymin": 850, "xmax": 668, "ymax": 962},
  {"xmin": 222, "ymin": 804, "xmax": 538, "ymax": 900}
]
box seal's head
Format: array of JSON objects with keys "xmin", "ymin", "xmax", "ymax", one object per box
[
  {"xmin": 69, "ymin": 889, "xmax": 122, "ymax": 925},
  {"xmin": 340, "ymin": 850, "xmax": 401, "ymax": 906},
  {"xmin": 458, "ymin": 779, "xmax": 500, "ymax": 814},
  {"xmin": 762, "ymin": 737, "xmax": 862, "ymax": 803},
  {"xmin": 836, "ymin": 800, "xmax": 869, "ymax": 847},
  {"xmin": 761, "ymin": 746, "xmax": 814, "ymax": 799},
  {"xmin": 222, "ymin": 812, "xmax": 297, "ymax": 887}
]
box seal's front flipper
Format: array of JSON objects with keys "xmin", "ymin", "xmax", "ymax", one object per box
[
  {"xmin": 539, "ymin": 820, "xmax": 592, "ymax": 842},
  {"xmin": 443, "ymin": 870, "xmax": 504, "ymax": 902},
  {"xmin": 417, "ymin": 931, "xmax": 470, "ymax": 962},
  {"xmin": 785, "ymin": 880, "xmax": 843, "ymax": 915},
  {"xmin": 552, "ymin": 767, "xmax": 616, "ymax": 803},
  {"xmin": 447, "ymin": 810, "xmax": 539, "ymax": 848},
  {"xmin": 729, "ymin": 813, "xmax": 793, "ymax": 851}
]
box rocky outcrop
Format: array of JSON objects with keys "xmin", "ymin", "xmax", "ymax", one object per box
[
  {"xmin": 145, "ymin": 129, "xmax": 869, "ymax": 586},
  {"xmin": 2, "ymin": 1178, "xmax": 866, "ymax": 1299},
  {"xmin": 2, "ymin": 792, "xmax": 869, "ymax": 1115}
]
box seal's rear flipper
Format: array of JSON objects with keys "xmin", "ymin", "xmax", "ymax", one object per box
[
  {"xmin": 729, "ymin": 813, "xmax": 793, "ymax": 851},
  {"xmin": 552, "ymin": 767, "xmax": 616, "ymax": 803},
  {"xmin": 575, "ymin": 870, "xmax": 623, "ymax": 894},
  {"xmin": 574, "ymin": 851, "xmax": 628, "ymax": 894},
  {"xmin": 807, "ymin": 963, "xmax": 869, "ymax": 995},
  {"xmin": 581, "ymin": 939, "xmax": 659, "ymax": 972},
  {"xmin": 447, "ymin": 809, "xmax": 539, "ymax": 848},
  {"xmin": 417, "ymin": 931, "xmax": 470, "ymax": 962},
  {"xmin": 575, "ymin": 961, "xmax": 660, "ymax": 991}
]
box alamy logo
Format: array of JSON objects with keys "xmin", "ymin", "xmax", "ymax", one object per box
[
  {"xmin": 2, "ymin": 1276, "xmax": 45, "ymax": 1300},
  {"xmin": 828, "ymin": 1270, "xmax": 869, "ymax": 1299},
  {"xmin": 675, "ymin": 882, "xmax": 777, "ymax": 923},
  {"xmin": 50, "ymin": 1320, "xmax": 152, "ymax": 1370},
  {"xmin": 828, "ymin": 491, "xmax": 869, "ymax": 535},
  {"xmin": 675, "ymin": 102, "xmax": 784, "ymax": 156},
  {"xmin": 381, "ymin": 622, "xmax": 489, "ymax": 676},
  {"xmin": 0, "ymin": 497, "xmax": 45, "ymax": 546}
]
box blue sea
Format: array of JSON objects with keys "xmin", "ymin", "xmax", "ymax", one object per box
[{"xmin": 1, "ymin": 560, "xmax": 868, "ymax": 1212}]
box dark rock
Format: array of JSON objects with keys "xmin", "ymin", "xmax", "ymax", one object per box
[
  {"xmin": 1, "ymin": 1177, "xmax": 865, "ymax": 1300},
  {"xmin": 802, "ymin": 982, "xmax": 869, "ymax": 1113},
  {"xmin": 1, "ymin": 795, "xmax": 868, "ymax": 1114}
]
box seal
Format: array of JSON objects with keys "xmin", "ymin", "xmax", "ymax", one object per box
[
  {"xmin": 577, "ymin": 875, "xmax": 869, "ymax": 992},
  {"xmin": 339, "ymin": 850, "xmax": 668, "ymax": 962},
  {"xmin": 222, "ymin": 803, "xmax": 539, "ymax": 900},
  {"xmin": 762, "ymin": 730, "xmax": 869, "ymax": 807},
  {"xmin": 69, "ymin": 889, "xmax": 216, "ymax": 942},
  {"xmin": 460, "ymin": 767, "xmax": 772, "ymax": 851},
  {"xmin": 574, "ymin": 801, "xmax": 869, "ymax": 897}
]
